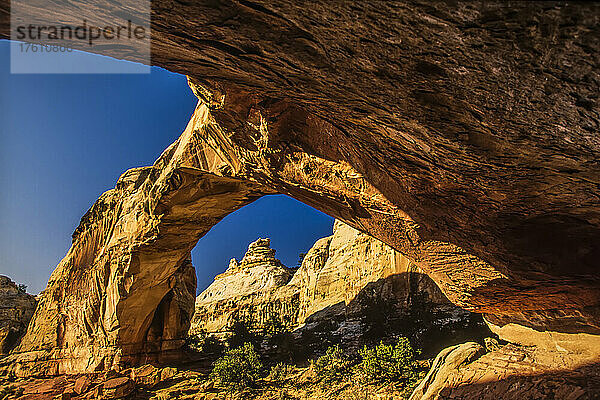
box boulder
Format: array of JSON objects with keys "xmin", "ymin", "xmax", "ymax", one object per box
[
  {"xmin": 160, "ymin": 367, "xmax": 177, "ymax": 382},
  {"xmin": 409, "ymin": 342, "xmax": 485, "ymax": 400},
  {"xmin": 102, "ymin": 377, "xmax": 134, "ymax": 399},
  {"xmin": 73, "ymin": 375, "xmax": 92, "ymax": 394},
  {"xmin": 410, "ymin": 320, "xmax": 600, "ymax": 399},
  {"xmin": 131, "ymin": 364, "xmax": 161, "ymax": 387}
]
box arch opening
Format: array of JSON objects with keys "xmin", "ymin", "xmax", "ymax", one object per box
[{"xmin": 190, "ymin": 194, "xmax": 334, "ymax": 295}]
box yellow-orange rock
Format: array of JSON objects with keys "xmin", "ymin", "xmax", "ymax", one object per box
[
  {"xmin": 410, "ymin": 322, "xmax": 600, "ymax": 399},
  {"xmin": 0, "ymin": 276, "xmax": 36, "ymax": 357},
  {"xmin": 190, "ymin": 220, "xmax": 469, "ymax": 341}
]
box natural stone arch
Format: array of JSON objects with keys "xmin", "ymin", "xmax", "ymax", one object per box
[
  {"xmin": 7, "ymin": 105, "xmax": 268, "ymax": 375},
  {"xmin": 7, "ymin": 82, "xmax": 598, "ymax": 375},
  {"xmin": 1, "ymin": 1, "xmax": 599, "ymax": 375}
]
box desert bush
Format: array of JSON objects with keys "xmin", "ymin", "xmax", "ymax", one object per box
[
  {"xmin": 357, "ymin": 337, "xmax": 420, "ymax": 384},
  {"xmin": 210, "ymin": 342, "xmax": 263, "ymax": 390},
  {"xmin": 267, "ymin": 362, "xmax": 295, "ymax": 383},
  {"xmin": 312, "ymin": 344, "xmax": 351, "ymax": 382}
]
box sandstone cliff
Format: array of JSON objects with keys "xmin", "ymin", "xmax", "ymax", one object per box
[
  {"xmin": 190, "ymin": 220, "xmax": 478, "ymax": 355},
  {"xmin": 191, "ymin": 238, "xmax": 296, "ymax": 335},
  {"xmin": 289, "ymin": 220, "xmax": 453, "ymax": 324},
  {"xmin": 0, "ymin": 276, "xmax": 36, "ymax": 357}
]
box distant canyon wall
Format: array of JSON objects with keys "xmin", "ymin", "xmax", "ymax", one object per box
[
  {"xmin": 0, "ymin": 276, "xmax": 36, "ymax": 357},
  {"xmin": 190, "ymin": 220, "xmax": 466, "ymax": 339}
]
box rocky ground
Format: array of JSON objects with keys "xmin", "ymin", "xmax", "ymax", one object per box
[
  {"xmin": 0, "ymin": 360, "xmax": 424, "ymax": 400},
  {"xmin": 4, "ymin": 337, "xmax": 598, "ymax": 400}
]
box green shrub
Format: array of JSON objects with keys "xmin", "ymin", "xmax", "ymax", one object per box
[
  {"xmin": 312, "ymin": 344, "xmax": 351, "ymax": 382},
  {"xmin": 357, "ymin": 337, "xmax": 420, "ymax": 384},
  {"xmin": 267, "ymin": 362, "xmax": 295, "ymax": 383},
  {"xmin": 210, "ymin": 342, "xmax": 263, "ymax": 390}
]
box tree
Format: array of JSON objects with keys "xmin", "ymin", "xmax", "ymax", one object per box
[
  {"xmin": 312, "ymin": 344, "xmax": 351, "ymax": 382},
  {"xmin": 357, "ymin": 337, "xmax": 421, "ymax": 384}
]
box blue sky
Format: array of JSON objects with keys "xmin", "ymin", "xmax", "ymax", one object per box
[{"xmin": 0, "ymin": 40, "xmax": 333, "ymax": 294}]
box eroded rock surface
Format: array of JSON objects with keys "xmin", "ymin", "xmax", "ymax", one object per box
[
  {"xmin": 1, "ymin": 0, "xmax": 599, "ymax": 319},
  {"xmin": 3, "ymin": 131, "xmax": 268, "ymax": 375},
  {"xmin": 195, "ymin": 238, "xmax": 293, "ymax": 306},
  {"xmin": 288, "ymin": 220, "xmax": 453, "ymax": 325},
  {"xmin": 411, "ymin": 324, "xmax": 600, "ymax": 399},
  {"xmin": 191, "ymin": 238, "xmax": 296, "ymax": 335},
  {"xmin": 410, "ymin": 342, "xmax": 485, "ymax": 400},
  {"xmin": 0, "ymin": 276, "xmax": 36, "ymax": 357}
]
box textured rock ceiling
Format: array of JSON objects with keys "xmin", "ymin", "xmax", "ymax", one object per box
[{"xmin": 1, "ymin": 1, "xmax": 599, "ymax": 367}]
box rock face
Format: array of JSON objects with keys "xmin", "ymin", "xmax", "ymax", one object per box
[
  {"xmin": 288, "ymin": 221, "xmax": 453, "ymax": 325},
  {"xmin": 191, "ymin": 238, "xmax": 296, "ymax": 334},
  {"xmin": 0, "ymin": 276, "xmax": 36, "ymax": 357},
  {"xmin": 410, "ymin": 342, "xmax": 486, "ymax": 400},
  {"xmin": 411, "ymin": 314, "xmax": 600, "ymax": 398},
  {"xmin": 411, "ymin": 329, "xmax": 600, "ymax": 399},
  {"xmin": 190, "ymin": 220, "xmax": 476, "ymax": 353},
  {"xmin": 2, "ymin": 1, "xmax": 599, "ymax": 380},
  {"xmin": 4, "ymin": 104, "xmax": 275, "ymax": 376}
]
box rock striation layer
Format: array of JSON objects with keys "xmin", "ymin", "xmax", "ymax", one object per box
[
  {"xmin": 0, "ymin": 276, "xmax": 36, "ymax": 357},
  {"xmin": 411, "ymin": 332, "xmax": 600, "ymax": 399}
]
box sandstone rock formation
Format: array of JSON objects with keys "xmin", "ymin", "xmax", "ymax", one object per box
[
  {"xmin": 411, "ymin": 329, "xmax": 600, "ymax": 399},
  {"xmin": 190, "ymin": 220, "xmax": 479, "ymax": 354},
  {"xmin": 0, "ymin": 276, "xmax": 36, "ymax": 357},
  {"xmin": 196, "ymin": 238, "xmax": 294, "ymax": 306},
  {"xmin": 287, "ymin": 220, "xmax": 453, "ymax": 325},
  {"xmin": 3, "ymin": 161, "xmax": 260, "ymax": 375},
  {"xmin": 1, "ymin": 1, "xmax": 599, "ymax": 383},
  {"xmin": 191, "ymin": 238, "xmax": 296, "ymax": 334},
  {"xmin": 410, "ymin": 313, "xmax": 600, "ymax": 398},
  {"xmin": 409, "ymin": 342, "xmax": 486, "ymax": 400}
]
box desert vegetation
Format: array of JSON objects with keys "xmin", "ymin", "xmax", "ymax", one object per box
[
  {"xmin": 205, "ymin": 337, "xmax": 425, "ymax": 399},
  {"xmin": 210, "ymin": 342, "xmax": 263, "ymax": 390}
]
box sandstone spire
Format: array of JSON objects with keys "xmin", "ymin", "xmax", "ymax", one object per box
[{"xmin": 234, "ymin": 238, "xmax": 280, "ymax": 269}]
